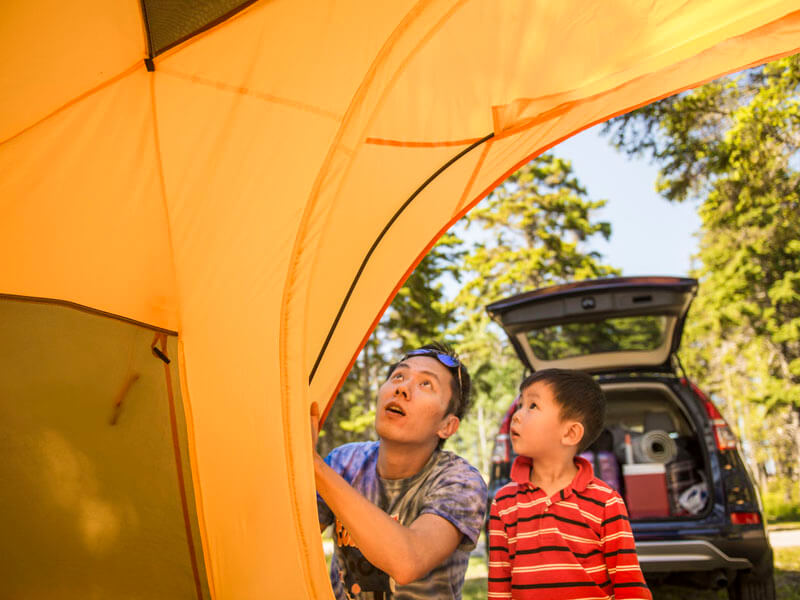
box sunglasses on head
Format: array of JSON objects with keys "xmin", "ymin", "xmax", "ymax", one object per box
[{"xmin": 402, "ymin": 348, "xmax": 463, "ymax": 400}]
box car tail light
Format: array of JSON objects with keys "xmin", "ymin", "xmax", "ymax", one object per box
[
  {"xmin": 704, "ymin": 401, "xmax": 738, "ymax": 451},
  {"xmin": 730, "ymin": 512, "xmax": 761, "ymax": 525},
  {"xmin": 685, "ymin": 379, "xmax": 738, "ymax": 451}
]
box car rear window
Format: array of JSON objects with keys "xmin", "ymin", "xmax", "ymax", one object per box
[{"xmin": 525, "ymin": 315, "xmax": 669, "ymax": 361}]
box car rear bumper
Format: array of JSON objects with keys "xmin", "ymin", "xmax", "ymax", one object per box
[{"xmin": 636, "ymin": 540, "xmax": 753, "ymax": 572}]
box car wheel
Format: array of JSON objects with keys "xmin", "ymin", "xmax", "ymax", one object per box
[{"xmin": 727, "ymin": 570, "xmax": 776, "ymax": 600}]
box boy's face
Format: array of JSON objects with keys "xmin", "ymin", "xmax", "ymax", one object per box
[
  {"xmin": 510, "ymin": 380, "xmax": 574, "ymax": 459},
  {"xmin": 374, "ymin": 356, "xmax": 459, "ymax": 447}
]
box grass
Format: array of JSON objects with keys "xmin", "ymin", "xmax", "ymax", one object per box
[
  {"xmin": 462, "ymin": 577, "xmax": 487, "ymax": 599},
  {"xmin": 762, "ymin": 478, "xmax": 800, "ymax": 524},
  {"xmin": 768, "ymin": 519, "xmax": 800, "ymax": 531},
  {"xmin": 461, "ymin": 546, "xmax": 800, "ymax": 600},
  {"xmin": 775, "ymin": 547, "xmax": 800, "ymax": 600}
]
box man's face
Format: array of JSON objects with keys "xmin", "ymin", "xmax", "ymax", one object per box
[
  {"xmin": 510, "ymin": 380, "xmax": 569, "ymax": 459},
  {"xmin": 374, "ymin": 356, "xmax": 458, "ymax": 447}
]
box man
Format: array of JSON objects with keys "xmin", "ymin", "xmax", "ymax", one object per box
[{"xmin": 312, "ymin": 343, "xmax": 488, "ymax": 600}]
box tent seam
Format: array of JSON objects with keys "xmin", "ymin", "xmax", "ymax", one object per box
[
  {"xmin": 0, "ymin": 61, "xmax": 142, "ymax": 147},
  {"xmin": 454, "ymin": 139, "xmax": 492, "ymax": 217},
  {"xmin": 148, "ymin": 72, "xmax": 183, "ymax": 372},
  {"xmin": 159, "ymin": 334, "xmax": 205, "ymax": 600},
  {"xmin": 157, "ymin": 68, "xmax": 341, "ymax": 122},
  {"xmin": 148, "ymin": 71, "xmax": 216, "ymax": 598},
  {"xmin": 364, "ymin": 136, "xmax": 484, "ymax": 147},
  {"xmin": 177, "ymin": 340, "xmax": 216, "ymax": 599}
]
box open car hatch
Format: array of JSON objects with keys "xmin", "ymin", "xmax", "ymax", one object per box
[{"xmin": 486, "ymin": 276, "xmax": 698, "ymax": 373}]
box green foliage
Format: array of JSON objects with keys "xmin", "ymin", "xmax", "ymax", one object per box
[
  {"xmin": 384, "ymin": 232, "xmax": 463, "ymax": 350},
  {"xmin": 605, "ymin": 54, "xmax": 800, "ymax": 482},
  {"xmin": 763, "ymin": 476, "xmax": 800, "ymax": 523},
  {"xmin": 455, "ymin": 154, "xmax": 616, "ymax": 312},
  {"xmin": 448, "ymin": 315, "xmax": 523, "ymax": 476}
]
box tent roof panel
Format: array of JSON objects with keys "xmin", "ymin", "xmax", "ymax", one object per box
[{"xmin": 0, "ymin": 1, "xmax": 143, "ymax": 143}]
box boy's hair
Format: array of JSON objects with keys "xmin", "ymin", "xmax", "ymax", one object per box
[
  {"xmin": 387, "ymin": 342, "xmax": 472, "ymax": 447},
  {"xmin": 519, "ymin": 368, "xmax": 606, "ymax": 454}
]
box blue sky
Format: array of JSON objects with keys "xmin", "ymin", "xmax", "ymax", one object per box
[
  {"xmin": 439, "ymin": 123, "xmax": 702, "ymax": 300},
  {"xmin": 554, "ymin": 124, "xmax": 701, "ymax": 277}
]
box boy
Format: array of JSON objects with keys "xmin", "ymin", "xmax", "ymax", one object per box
[
  {"xmin": 488, "ymin": 369, "xmax": 651, "ymax": 599},
  {"xmin": 312, "ymin": 343, "xmax": 487, "ymax": 599}
]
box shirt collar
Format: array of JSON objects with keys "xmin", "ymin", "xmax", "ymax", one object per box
[{"xmin": 510, "ymin": 454, "xmax": 595, "ymax": 497}]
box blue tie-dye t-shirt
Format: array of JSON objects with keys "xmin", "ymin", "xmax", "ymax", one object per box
[{"xmin": 317, "ymin": 441, "xmax": 487, "ymax": 600}]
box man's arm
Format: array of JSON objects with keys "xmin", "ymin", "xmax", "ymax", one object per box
[
  {"xmin": 311, "ymin": 404, "xmax": 462, "ymax": 586},
  {"xmin": 314, "ymin": 456, "xmax": 462, "ymax": 584},
  {"xmin": 602, "ymin": 493, "xmax": 652, "ymax": 599},
  {"xmin": 487, "ymin": 499, "xmax": 512, "ymax": 599}
]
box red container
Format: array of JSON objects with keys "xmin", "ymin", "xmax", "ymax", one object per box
[{"xmin": 623, "ymin": 463, "xmax": 670, "ymax": 518}]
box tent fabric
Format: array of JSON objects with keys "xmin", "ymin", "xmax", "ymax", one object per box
[
  {"xmin": 0, "ymin": 297, "xmax": 209, "ymax": 599},
  {"xmin": 2, "ymin": 1, "xmax": 800, "ymax": 598}
]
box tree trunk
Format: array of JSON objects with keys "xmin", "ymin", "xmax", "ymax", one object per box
[
  {"xmin": 477, "ymin": 403, "xmax": 488, "ymax": 477},
  {"xmin": 791, "ymin": 404, "xmax": 800, "ymax": 502},
  {"xmin": 362, "ymin": 343, "xmax": 373, "ymax": 415}
]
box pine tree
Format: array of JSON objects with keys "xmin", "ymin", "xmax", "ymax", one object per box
[{"xmin": 605, "ymin": 55, "xmax": 800, "ymax": 490}]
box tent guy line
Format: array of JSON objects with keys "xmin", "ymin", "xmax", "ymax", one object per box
[{"xmin": 307, "ymin": 131, "xmax": 496, "ymax": 384}]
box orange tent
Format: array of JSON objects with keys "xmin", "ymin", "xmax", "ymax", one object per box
[{"xmin": 2, "ymin": 1, "xmax": 799, "ymax": 598}]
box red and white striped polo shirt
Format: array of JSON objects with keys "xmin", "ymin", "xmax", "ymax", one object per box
[{"xmin": 488, "ymin": 455, "xmax": 651, "ymax": 599}]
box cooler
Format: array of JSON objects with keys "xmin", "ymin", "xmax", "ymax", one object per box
[{"xmin": 623, "ymin": 463, "xmax": 670, "ymax": 518}]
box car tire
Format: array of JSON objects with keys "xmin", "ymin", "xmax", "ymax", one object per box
[{"xmin": 728, "ymin": 569, "xmax": 775, "ymax": 600}]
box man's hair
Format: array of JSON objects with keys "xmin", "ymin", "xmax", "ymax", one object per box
[
  {"xmin": 519, "ymin": 368, "xmax": 606, "ymax": 454},
  {"xmin": 387, "ymin": 342, "xmax": 472, "ymax": 447}
]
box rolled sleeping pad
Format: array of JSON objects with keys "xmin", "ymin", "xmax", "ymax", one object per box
[{"xmin": 634, "ymin": 430, "xmax": 677, "ymax": 464}]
